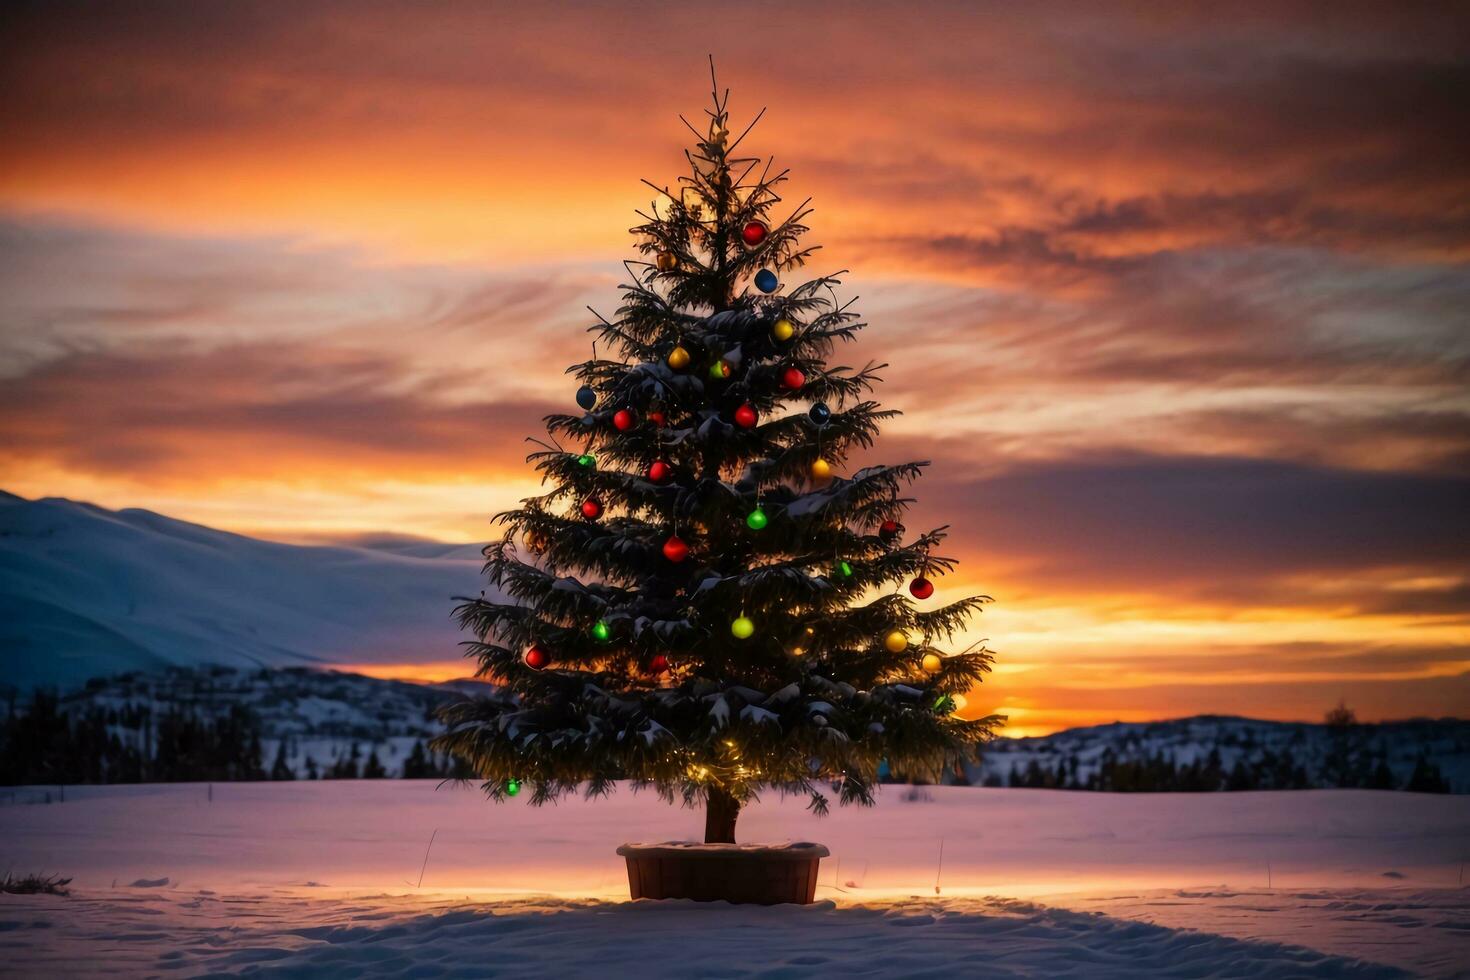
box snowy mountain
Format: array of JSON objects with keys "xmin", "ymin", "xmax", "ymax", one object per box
[
  {"xmin": 0, "ymin": 492, "xmax": 490, "ymax": 692},
  {"xmin": 971, "ymin": 715, "xmax": 1469, "ymax": 793}
]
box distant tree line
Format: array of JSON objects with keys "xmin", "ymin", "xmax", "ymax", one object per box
[
  {"xmin": 6, "ymin": 686, "xmax": 1455, "ymax": 793},
  {"xmin": 987, "ymin": 744, "xmax": 1450, "ymax": 793},
  {"xmin": 959, "ymin": 703, "xmax": 1457, "ymax": 794},
  {"xmin": 0, "ymin": 690, "xmax": 470, "ymax": 785}
]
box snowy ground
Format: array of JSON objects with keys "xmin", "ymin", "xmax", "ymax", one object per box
[{"xmin": 2, "ymin": 782, "xmax": 1467, "ymax": 977}]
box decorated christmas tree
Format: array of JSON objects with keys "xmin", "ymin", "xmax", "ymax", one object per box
[{"xmin": 435, "ymin": 74, "xmax": 1001, "ymax": 845}]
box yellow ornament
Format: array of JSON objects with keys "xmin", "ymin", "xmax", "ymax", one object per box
[
  {"xmin": 667, "ymin": 345, "xmax": 691, "ymax": 370},
  {"xmin": 921, "ymin": 652, "xmax": 943, "ymax": 673},
  {"xmin": 655, "ymin": 251, "xmax": 678, "ymax": 272},
  {"xmin": 884, "ymin": 630, "xmax": 909, "ymax": 654},
  {"xmin": 951, "ymin": 693, "xmax": 968, "ymax": 712},
  {"xmin": 810, "ymin": 458, "xmax": 832, "ymax": 481},
  {"xmin": 772, "ymin": 318, "xmax": 795, "ymax": 342}
]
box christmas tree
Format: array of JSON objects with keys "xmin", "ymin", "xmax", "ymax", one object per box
[{"xmin": 435, "ymin": 73, "xmax": 1000, "ymax": 844}]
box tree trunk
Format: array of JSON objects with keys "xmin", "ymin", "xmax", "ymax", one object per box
[{"xmin": 703, "ymin": 784, "xmax": 740, "ymax": 844}]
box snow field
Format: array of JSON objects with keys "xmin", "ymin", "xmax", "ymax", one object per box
[
  {"xmin": 1, "ymin": 782, "xmax": 1466, "ymax": 977},
  {"xmin": 8, "ymin": 891, "xmax": 1454, "ymax": 979}
]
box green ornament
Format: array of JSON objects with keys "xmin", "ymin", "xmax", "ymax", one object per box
[
  {"xmin": 731, "ymin": 615, "xmax": 755, "ymax": 639},
  {"xmin": 506, "ymin": 778, "xmax": 521, "ymax": 797},
  {"xmin": 836, "ymin": 560, "xmax": 853, "ymax": 578},
  {"xmin": 577, "ymin": 454, "xmax": 596, "ymax": 468},
  {"xmin": 592, "ymin": 621, "xmax": 612, "ymax": 643},
  {"xmin": 709, "ymin": 359, "xmax": 732, "ymax": 380},
  {"xmin": 746, "ymin": 507, "xmax": 768, "ymax": 531},
  {"xmin": 933, "ymin": 695, "xmax": 955, "ymax": 715}
]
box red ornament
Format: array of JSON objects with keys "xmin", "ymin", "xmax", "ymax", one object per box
[
  {"xmin": 909, "ymin": 577, "xmax": 934, "ymax": 600},
  {"xmin": 581, "ymin": 497, "xmax": 603, "ymax": 520},
  {"xmin": 741, "ymin": 220, "xmax": 769, "ymax": 247},
  {"xmin": 780, "ymin": 367, "xmax": 805, "ymax": 391},
  {"xmin": 648, "ymin": 410, "xmax": 667, "ymax": 428},
  {"xmin": 649, "ymin": 654, "xmax": 671, "ymax": 674},
  {"xmin": 662, "ymin": 534, "xmax": 689, "ymax": 563},
  {"xmin": 879, "ymin": 519, "xmax": 901, "ymax": 542},
  {"xmin": 613, "ymin": 409, "xmax": 636, "ymax": 431},
  {"xmin": 734, "ymin": 403, "xmax": 758, "ymax": 428},
  {"xmin": 523, "ymin": 645, "xmax": 550, "ymax": 670},
  {"xmin": 647, "ymin": 460, "xmax": 672, "ymax": 484}
]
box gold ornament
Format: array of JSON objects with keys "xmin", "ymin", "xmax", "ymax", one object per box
[
  {"xmin": 810, "ymin": 458, "xmax": 833, "ymax": 481},
  {"xmin": 772, "ymin": 318, "xmax": 795, "ymax": 342},
  {"xmin": 951, "ymin": 693, "xmax": 968, "ymax": 712},
  {"xmin": 884, "ymin": 630, "xmax": 909, "ymax": 654},
  {"xmin": 667, "ymin": 345, "xmax": 691, "ymax": 370},
  {"xmin": 655, "ymin": 251, "xmax": 678, "ymax": 272},
  {"xmin": 921, "ymin": 652, "xmax": 943, "ymax": 673}
]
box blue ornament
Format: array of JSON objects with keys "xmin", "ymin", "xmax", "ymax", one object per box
[
  {"xmin": 576, "ymin": 385, "xmax": 597, "ymax": 410},
  {"xmin": 754, "ymin": 269, "xmax": 779, "ymax": 293},
  {"xmin": 809, "ymin": 402, "xmax": 832, "ymax": 425}
]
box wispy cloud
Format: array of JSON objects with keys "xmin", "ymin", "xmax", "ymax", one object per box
[{"xmin": 2, "ymin": 0, "xmax": 1466, "ymax": 728}]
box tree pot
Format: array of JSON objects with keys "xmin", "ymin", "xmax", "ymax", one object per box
[{"xmin": 617, "ymin": 841, "xmax": 830, "ymax": 905}]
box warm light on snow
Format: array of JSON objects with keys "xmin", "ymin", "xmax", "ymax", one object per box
[{"xmin": 2, "ymin": 783, "xmax": 1466, "ymax": 976}]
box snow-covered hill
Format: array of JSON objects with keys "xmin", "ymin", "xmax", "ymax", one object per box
[
  {"xmin": 38, "ymin": 665, "xmax": 484, "ymax": 781},
  {"xmin": 71, "ymin": 665, "xmax": 468, "ymax": 741},
  {"xmin": 972, "ymin": 715, "xmax": 1470, "ymax": 793},
  {"xmin": 0, "ymin": 492, "xmax": 489, "ymax": 692}
]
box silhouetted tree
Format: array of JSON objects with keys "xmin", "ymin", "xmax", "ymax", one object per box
[
  {"xmin": 1405, "ymin": 756, "xmax": 1449, "ymax": 793},
  {"xmin": 270, "ymin": 742, "xmax": 295, "ymax": 781},
  {"xmin": 362, "ymin": 749, "xmax": 388, "ymax": 779}
]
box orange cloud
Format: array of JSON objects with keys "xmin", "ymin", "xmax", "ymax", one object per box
[{"xmin": 1, "ymin": 1, "xmax": 1467, "ymax": 729}]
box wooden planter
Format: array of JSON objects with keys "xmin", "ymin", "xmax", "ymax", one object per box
[{"xmin": 617, "ymin": 842, "xmax": 830, "ymax": 905}]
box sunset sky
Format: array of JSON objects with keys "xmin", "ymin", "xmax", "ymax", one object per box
[{"xmin": 2, "ymin": 2, "xmax": 1466, "ymax": 734}]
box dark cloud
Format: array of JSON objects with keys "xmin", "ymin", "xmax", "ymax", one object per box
[
  {"xmin": 1350, "ymin": 584, "xmax": 1470, "ymax": 619},
  {"xmin": 879, "ymin": 240, "xmax": 1470, "ymax": 394},
  {"xmin": 1054, "ymin": 189, "xmax": 1470, "ymax": 255},
  {"xmin": 0, "ymin": 342, "xmax": 560, "ymax": 477},
  {"xmin": 1042, "ymin": 641, "xmax": 1470, "ymax": 678},
  {"xmin": 1179, "ymin": 407, "xmax": 1470, "ymax": 478},
  {"xmin": 917, "ymin": 452, "xmax": 1470, "ymax": 590}
]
